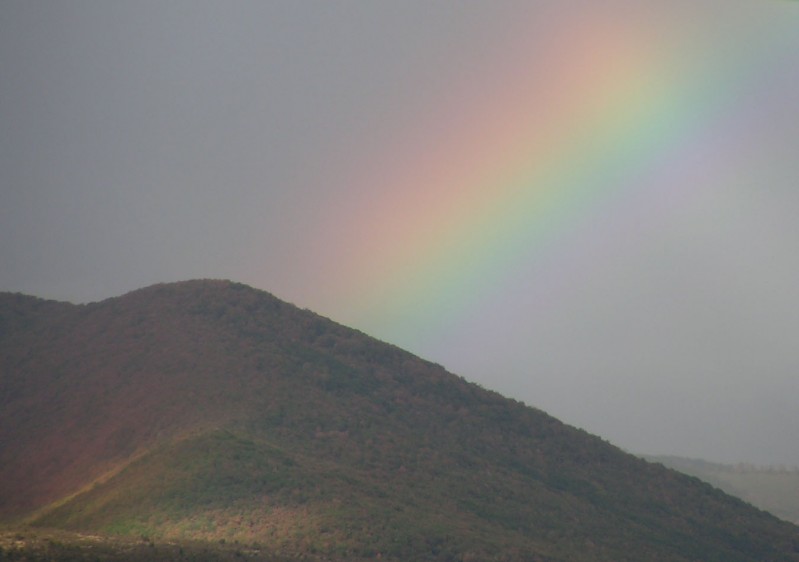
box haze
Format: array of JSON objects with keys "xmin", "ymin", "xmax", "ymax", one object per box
[{"xmin": 2, "ymin": 1, "xmax": 798, "ymax": 466}]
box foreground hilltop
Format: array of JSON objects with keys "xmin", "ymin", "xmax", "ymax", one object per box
[{"xmin": 1, "ymin": 280, "xmax": 797, "ymax": 561}]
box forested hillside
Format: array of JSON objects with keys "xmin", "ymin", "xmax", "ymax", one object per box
[{"xmin": 2, "ymin": 281, "xmax": 798, "ymax": 561}]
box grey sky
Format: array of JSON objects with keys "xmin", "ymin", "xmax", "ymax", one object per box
[{"xmin": 2, "ymin": 1, "xmax": 798, "ymax": 465}]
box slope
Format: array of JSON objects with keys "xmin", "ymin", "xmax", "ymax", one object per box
[
  {"xmin": 1, "ymin": 280, "xmax": 798, "ymax": 561},
  {"xmin": 646, "ymin": 456, "xmax": 799, "ymax": 525}
]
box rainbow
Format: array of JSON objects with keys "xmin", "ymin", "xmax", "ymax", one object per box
[{"xmin": 305, "ymin": 3, "xmax": 797, "ymax": 349}]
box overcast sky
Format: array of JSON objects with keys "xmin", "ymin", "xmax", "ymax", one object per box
[{"xmin": 2, "ymin": 1, "xmax": 798, "ymax": 466}]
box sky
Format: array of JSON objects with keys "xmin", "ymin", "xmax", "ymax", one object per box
[{"xmin": 2, "ymin": 1, "xmax": 799, "ymax": 466}]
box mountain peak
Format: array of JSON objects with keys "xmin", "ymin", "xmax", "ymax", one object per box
[{"xmin": 108, "ymin": 279, "xmax": 282, "ymax": 307}]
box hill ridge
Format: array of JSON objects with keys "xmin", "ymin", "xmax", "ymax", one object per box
[
  {"xmin": 645, "ymin": 454, "xmax": 799, "ymax": 525},
  {"xmin": 2, "ymin": 280, "xmax": 798, "ymax": 561}
]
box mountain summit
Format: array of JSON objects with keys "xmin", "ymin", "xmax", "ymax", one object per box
[{"xmin": 1, "ymin": 280, "xmax": 797, "ymax": 561}]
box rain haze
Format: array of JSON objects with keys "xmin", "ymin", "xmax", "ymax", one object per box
[{"xmin": 2, "ymin": 1, "xmax": 799, "ymax": 466}]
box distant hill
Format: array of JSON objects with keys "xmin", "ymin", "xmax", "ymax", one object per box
[
  {"xmin": 2, "ymin": 280, "xmax": 798, "ymax": 561},
  {"xmin": 645, "ymin": 455, "xmax": 799, "ymax": 525}
]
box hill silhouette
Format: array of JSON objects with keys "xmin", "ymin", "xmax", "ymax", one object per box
[{"xmin": 1, "ymin": 280, "xmax": 798, "ymax": 561}]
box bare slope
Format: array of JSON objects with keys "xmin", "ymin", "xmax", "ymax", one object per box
[{"xmin": 2, "ymin": 280, "xmax": 798, "ymax": 561}]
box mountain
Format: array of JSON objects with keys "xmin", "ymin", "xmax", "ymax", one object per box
[
  {"xmin": 645, "ymin": 456, "xmax": 799, "ymax": 526},
  {"xmin": 1, "ymin": 280, "xmax": 798, "ymax": 561}
]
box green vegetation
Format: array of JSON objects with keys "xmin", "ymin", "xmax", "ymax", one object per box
[
  {"xmin": 0, "ymin": 527, "xmax": 298, "ymax": 561},
  {"xmin": 2, "ymin": 280, "xmax": 799, "ymax": 561}
]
